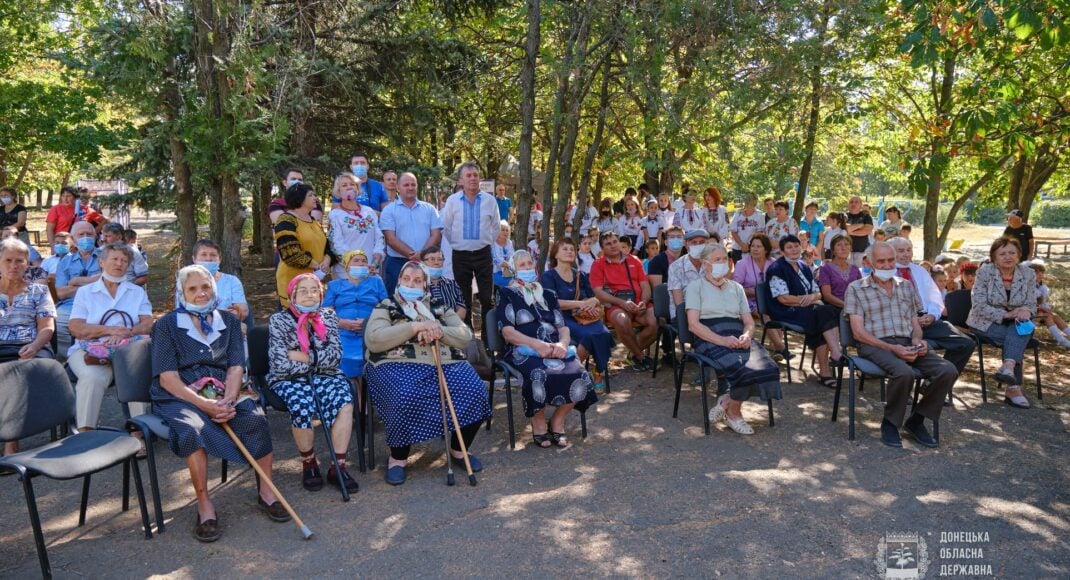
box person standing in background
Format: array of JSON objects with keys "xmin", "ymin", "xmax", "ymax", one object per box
[
  {"xmin": 845, "ymin": 195, "xmax": 873, "ymax": 267},
  {"xmin": 1002, "ymin": 209, "xmax": 1035, "ymax": 262},
  {"xmin": 350, "ymin": 152, "xmax": 389, "ymax": 212},
  {"xmin": 379, "ymin": 173, "xmax": 443, "ymax": 295},
  {"xmin": 440, "ymin": 162, "xmax": 500, "ymax": 337}
]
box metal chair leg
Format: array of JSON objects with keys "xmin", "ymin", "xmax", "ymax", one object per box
[
  {"xmin": 220, "ymin": 460, "xmax": 228, "ymax": 484},
  {"xmin": 651, "ymin": 329, "xmax": 662, "ymax": 378},
  {"xmin": 79, "ymin": 474, "xmax": 92, "ymax": 526},
  {"xmin": 352, "ymin": 383, "xmax": 367, "ymax": 474},
  {"xmin": 486, "ymin": 370, "xmax": 495, "ymax": 431},
  {"xmin": 700, "ymin": 366, "xmax": 711, "ymax": 435},
  {"xmin": 783, "ymin": 333, "xmax": 793, "ymax": 383},
  {"xmin": 672, "ymin": 354, "xmax": 685, "ymax": 418},
  {"xmin": 580, "ymin": 411, "xmax": 588, "ymax": 439},
  {"xmin": 1034, "ymin": 346, "xmax": 1043, "ymax": 400},
  {"xmin": 767, "ymin": 399, "xmax": 774, "ymax": 427},
  {"xmin": 831, "ymin": 362, "xmax": 843, "ymax": 422},
  {"xmin": 505, "ymin": 373, "xmax": 516, "ymax": 449},
  {"xmin": 121, "ymin": 459, "xmax": 130, "ymax": 512},
  {"xmin": 145, "ymin": 439, "xmax": 166, "ymax": 533},
  {"xmin": 129, "ymin": 458, "xmax": 153, "ymax": 539},
  {"xmin": 367, "ymin": 403, "xmax": 376, "ymax": 471},
  {"xmin": 21, "ymin": 474, "xmax": 52, "ymax": 579},
  {"xmin": 977, "ymin": 340, "xmax": 988, "ymax": 403},
  {"xmin": 848, "ymin": 361, "xmax": 857, "ymax": 441}
]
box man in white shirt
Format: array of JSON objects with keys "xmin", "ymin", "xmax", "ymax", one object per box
[
  {"xmin": 440, "ymin": 162, "xmax": 501, "ymax": 336},
  {"xmin": 666, "ymin": 230, "xmax": 708, "ymax": 319},
  {"xmin": 888, "ymin": 237, "xmax": 975, "ymax": 376}
]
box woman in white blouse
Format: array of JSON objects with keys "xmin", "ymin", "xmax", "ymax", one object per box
[{"xmin": 328, "ymin": 173, "xmax": 384, "ymax": 279}]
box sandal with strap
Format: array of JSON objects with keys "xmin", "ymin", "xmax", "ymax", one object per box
[
  {"xmin": 819, "ymin": 376, "xmax": 838, "ymax": 389},
  {"xmin": 193, "ymin": 514, "xmax": 221, "ymax": 543},
  {"xmin": 549, "ymin": 431, "xmax": 570, "ymax": 448},
  {"xmin": 532, "ymin": 432, "xmax": 551, "ymax": 448}
]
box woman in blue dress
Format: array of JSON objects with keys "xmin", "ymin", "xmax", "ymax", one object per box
[
  {"xmin": 540, "ymin": 237, "xmax": 615, "ymax": 381},
  {"xmin": 498, "ymin": 250, "xmax": 598, "ymax": 449},
  {"xmin": 151, "ymin": 265, "xmax": 289, "ymax": 542},
  {"xmin": 323, "ymin": 249, "xmax": 387, "ymax": 378}
]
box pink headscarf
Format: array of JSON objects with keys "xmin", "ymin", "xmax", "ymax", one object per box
[{"xmin": 287, "ymin": 273, "xmax": 327, "ymax": 354}]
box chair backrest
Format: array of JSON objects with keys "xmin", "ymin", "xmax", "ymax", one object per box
[
  {"xmin": 755, "ymin": 281, "xmax": 772, "ymax": 317},
  {"xmin": 944, "ymin": 289, "xmax": 971, "ymax": 328},
  {"xmin": 674, "ymin": 303, "xmax": 692, "ymax": 345},
  {"xmin": 0, "ymin": 359, "xmax": 75, "ymax": 441},
  {"xmin": 484, "ymin": 307, "xmax": 504, "ymax": 357},
  {"xmin": 653, "ymin": 283, "xmax": 671, "ymax": 320},
  {"xmin": 247, "ymin": 325, "xmax": 270, "ymax": 377},
  {"xmin": 113, "ymin": 338, "xmax": 153, "ymax": 405},
  {"xmin": 839, "ymin": 312, "xmax": 856, "ymax": 350}
]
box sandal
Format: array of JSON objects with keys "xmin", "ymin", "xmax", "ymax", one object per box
[
  {"xmin": 193, "ymin": 514, "xmax": 221, "ymax": 543},
  {"xmin": 549, "ymin": 431, "xmax": 570, "ymax": 448},
  {"xmin": 302, "ymin": 464, "xmax": 324, "ymax": 492},
  {"xmin": 818, "ymin": 376, "xmax": 838, "ymax": 389},
  {"xmin": 532, "ymin": 432, "xmax": 551, "ymax": 448}
]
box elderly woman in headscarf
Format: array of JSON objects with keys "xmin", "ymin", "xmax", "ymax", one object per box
[
  {"xmin": 323, "ymin": 249, "xmax": 387, "ymax": 379},
  {"xmin": 685, "ymin": 243, "xmax": 782, "ymax": 435},
  {"xmin": 267, "ymin": 273, "xmax": 357, "ymax": 494},
  {"xmin": 151, "ymin": 265, "xmax": 288, "ymax": 543},
  {"xmin": 496, "ymin": 249, "xmax": 598, "ymax": 449},
  {"xmin": 364, "ymin": 261, "xmax": 491, "ymax": 486}
]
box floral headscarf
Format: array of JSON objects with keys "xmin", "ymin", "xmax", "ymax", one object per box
[{"xmin": 287, "ymin": 273, "xmax": 327, "ymax": 354}]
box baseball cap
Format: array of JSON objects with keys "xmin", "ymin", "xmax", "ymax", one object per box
[{"xmin": 684, "ymin": 229, "xmax": 709, "ymax": 241}]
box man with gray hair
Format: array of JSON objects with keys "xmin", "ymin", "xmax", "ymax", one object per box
[
  {"xmin": 887, "ymin": 236, "xmax": 974, "ymax": 376},
  {"xmin": 440, "ymin": 162, "xmax": 500, "ymax": 337},
  {"xmin": 844, "ymin": 241, "xmax": 956, "ymax": 448}
]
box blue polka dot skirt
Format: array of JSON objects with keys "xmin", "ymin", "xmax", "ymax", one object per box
[{"xmin": 271, "ymin": 374, "xmax": 354, "ymax": 430}]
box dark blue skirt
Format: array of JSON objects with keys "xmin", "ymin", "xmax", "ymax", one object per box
[
  {"xmin": 693, "ymin": 318, "xmax": 782, "ymax": 402},
  {"xmin": 563, "ymin": 315, "xmax": 616, "ymax": 372}
]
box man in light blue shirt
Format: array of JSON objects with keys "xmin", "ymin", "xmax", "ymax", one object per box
[
  {"xmin": 351, "ymin": 152, "xmax": 389, "ymax": 212},
  {"xmin": 54, "ymin": 221, "xmax": 102, "ymax": 357},
  {"xmin": 379, "ymin": 172, "xmax": 443, "ymax": 295}
]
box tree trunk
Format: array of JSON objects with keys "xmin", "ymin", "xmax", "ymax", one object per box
[
  {"xmin": 35, "ymin": 188, "xmax": 42, "ymax": 210},
  {"xmin": 936, "ymin": 155, "xmax": 1012, "ymax": 255},
  {"xmin": 258, "ymin": 174, "xmax": 275, "ymax": 266},
  {"xmin": 921, "ymin": 51, "xmax": 957, "ymax": 260},
  {"xmin": 12, "ymin": 151, "xmax": 34, "ymax": 192},
  {"xmin": 573, "ymin": 59, "xmax": 614, "ymax": 232},
  {"xmin": 515, "ymin": 0, "xmax": 540, "ymax": 249},
  {"xmin": 171, "ymin": 137, "xmax": 197, "ymax": 265},
  {"xmin": 793, "ymin": 1, "xmax": 831, "ymax": 221}
]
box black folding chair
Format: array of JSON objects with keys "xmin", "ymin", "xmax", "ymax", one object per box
[
  {"xmin": 833, "ymin": 315, "xmax": 933, "ymax": 441},
  {"xmin": 673, "ymin": 304, "xmax": 775, "ymax": 435},
  {"xmin": 756, "ymin": 281, "xmax": 809, "ymax": 382},
  {"xmin": 944, "ymin": 289, "xmax": 1042, "ymax": 402},
  {"xmin": 247, "ymin": 325, "xmax": 362, "ymax": 500},
  {"xmin": 650, "ymin": 283, "xmax": 678, "ymax": 380},
  {"xmin": 113, "ymin": 339, "xmax": 231, "ymax": 533},
  {"xmin": 0, "ymin": 359, "xmax": 152, "ymax": 578},
  {"xmin": 484, "ymin": 308, "xmax": 588, "ymax": 449}
]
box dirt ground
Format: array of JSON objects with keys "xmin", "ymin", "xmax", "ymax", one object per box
[{"xmin": 1, "ymin": 213, "xmax": 1068, "ymax": 578}]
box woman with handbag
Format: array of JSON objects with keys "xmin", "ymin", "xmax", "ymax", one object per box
[
  {"xmin": 269, "ymin": 273, "xmax": 358, "ymax": 493},
  {"xmin": 364, "ymin": 261, "xmax": 491, "ymax": 486},
  {"xmin": 540, "ymin": 238, "xmax": 615, "ymax": 385},
  {"xmin": 68, "ymin": 242, "xmax": 154, "ymax": 431},
  {"xmin": 151, "ymin": 264, "xmax": 289, "ymax": 542},
  {"xmin": 497, "ymin": 250, "xmax": 598, "ymax": 449}
]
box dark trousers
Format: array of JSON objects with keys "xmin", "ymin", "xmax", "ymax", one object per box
[
  {"xmin": 858, "ymin": 337, "xmax": 957, "ymax": 427},
  {"xmin": 452, "ymin": 246, "xmax": 494, "ymax": 339},
  {"xmin": 384, "ymin": 256, "xmax": 408, "ymax": 297},
  {"xmin": 923, "ymin": 320, "xmax": 975, "ymax": 373},
  {"xmin": 390, "ymin": 421, "xmax": 481, "ymax": 461}
]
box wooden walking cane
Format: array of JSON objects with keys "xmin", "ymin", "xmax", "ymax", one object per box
[
  {"xmin": 221, "ymin": 423, "xmax": 314, "ymax": 539},
  {"xmin": 432, "ymin": 341, "xmax": 477, "ymax": 486}
]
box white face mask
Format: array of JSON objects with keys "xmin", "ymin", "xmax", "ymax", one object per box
[
  {"xmin": 688, "ymin": 243, "xmax": 706, "ymax": 257},
  {"xmin": 873, "ymin": 268, "xmax": 897, "ymax": 281},
  {"xmin": 709, "ymin": 262, "xmax": 730, "ymax": 278}
]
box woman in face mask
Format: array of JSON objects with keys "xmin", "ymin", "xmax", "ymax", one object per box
[
  {"xmin": 68, "ymin": 242, "xmax": 154, "ymax": 430},
  {"xmin": 420, "ymin": 245, "xmax": 466, "ymax": 320},
  {"xmin": 596, "ymin": 199, "xmax": 619, "ymax": 234},
  {"xmin": 497, "ymin": 250, "xmax": 598, "ymax": 448},
  {"xmin": 685, "ymin": 243, "xmax": 782, "ymax": 435},
  {"xmin": 268, "ymin": 273, "xmax": 358, "ymax": 493},
  {"xmin": 151, "ymin": 264, "xmax": 288, "ymax": 542},
  {"xmin": 0, "ymin": 187, "xmax": 29, "ymax": 245},
  {"xmin": 327, "ymin": 173, "xmax": 385, "ymax": 280},
  {"xmin": 765, "ymin": 235, "xmax": 843, "ymax": 386},
  {"xmin": 323, "ymin": 250, "xmax": 388, "ymax": 380},
  {"xmin": 192, "ymin": 239, "xmax": 249, "ymax": 322},
  {"xmin": 364, "ymin": 261, "xmax": 491, "ymax": 486}
]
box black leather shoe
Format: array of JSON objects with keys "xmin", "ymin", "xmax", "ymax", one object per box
[
  {"xmin": 905, "ymin": 420, "xmax": 938, "ymax": 448},
  {"xmin": 880, "ymin": 420, "xmax": 902, "ymax": 448}
]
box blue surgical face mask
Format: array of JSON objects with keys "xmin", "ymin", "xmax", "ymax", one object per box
[
  {"xmin": 1015, "ymin": 319, "xmax": 1035, "ymax": 336},
  {"xmin": 398, "ymin": 285, "xmax": 424, "ymax": 302},
  {"xmin": 53, "ymin": 243, "xmax": 70, "ymax": 257},
  {"xmin": 427, "ymin": 266, "xmax": 443, "ymax": 279},
  {"xmin": 516, "ymin": 269, "xmax": 538, "ymax": 284},
  {"xmin": 349, "ymin": 265, "xmax": 369, "ymax": 279},
  {"xmin": 294, "ymin": 302, "xmax": 319, "ymax": 314},
  {"xmin": 183, "ymin": 299, "xmax": 215, "ymax": 314},
  {"xmin": 76, "ymin": 237, "xmax": 96, "ymax": 253},
  {"xmin": 862, "ymin": 267, "xmax": 873, "ymax": 276},
  {"xmin": 195, "ymin": 261, "xmax": 220, "ymax": 275},
  {"xmin": 351, "ymin": 164, "xmax": 368, "ymax": 179},
  {"xmin": 288, "ymin": 178, "xmax": 302, "ymax": 187},
  {"xmin": 667, "ymin": 238, "xmax": 684, "ymax": 252}
]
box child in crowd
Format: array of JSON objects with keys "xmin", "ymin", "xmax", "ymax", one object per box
[
  {"xmin": 957, "ymin": 262, "xmax": 978, "ymax": 290},
  {"xmin": 642, "ymin": 239, "xmax": 660, "ymax": 272},
  {"xmin": 899, "ymin": 223, "xmax": 912, "ymax": 239},
  {"xmin": 873, "ymin": 229, "xmax": 888, "ymax": 243},
  {"xmin": 930, "ymin": 266, "xmax": 948, "ymax": 300},
  {"xmin": 124, "ymin": 228, "xmax": 147, "ymax": 260},
  {"xmin": 492, "ymin": 220, "xmax": 514, "ymax": 287},
  {"xmin": 1029, "ymin": 261, "xmax": 1070, "ymax": 348},
  {"xmin": 641, "ymin": 198, "xmax": 662, "ymax": 254},
  {"xmin": 920, "ymin": 260, "xmax": 932, "ymax": 273},
  {"xmin": 619, "ymin": 235, "xmax": 634, "ymax": 256},
  {"xmin": 578, "ymin": 235, "xmax": 597, "ymax": 274},
  {"xmin": 823, "ymin": 212, "xmax": 845, "ymax": 260}
]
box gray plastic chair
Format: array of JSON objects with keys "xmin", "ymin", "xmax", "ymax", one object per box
[
  {"xmin": 0, "ymin": 358, "xmax": 152, "ymax": 578},
  {"xmin": 755, "ymin": 281, "xmax": 809, "ymax": 382},
  {"xmin": 650, "ymin": 283, "xmax": 678, "ymax": 380},
  {"xmin": 113, "ymin": 338, "xmax": 232, "ymax": 532}
]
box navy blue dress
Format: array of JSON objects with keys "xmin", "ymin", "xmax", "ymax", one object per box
[
  {"xmin": 150, "ymin": 310, "xmax": 272, "ymax": 462},
  {"xmin": 540, "ymin": 268, "xmax": 616, "ymax": 372}
]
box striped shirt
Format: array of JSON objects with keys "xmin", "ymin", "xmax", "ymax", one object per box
[{"xmin": 429, "ymin": 278, "xmax": 467, "ymax": 313}]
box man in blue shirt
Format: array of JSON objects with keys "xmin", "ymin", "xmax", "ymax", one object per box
[
  {"xmin": 495, "ymin": 183, "xmax": 513, "ymax": 223},
  {"xmin": 350, "ymin": 152, "xmax": 389, "ymax": 212},
  {"xmin": 441, "ymin": 162, "xmax": 501, "ymax": 336},
  {"xmin": 379, "ymin": 172, "xmax": 443, "ymax": 295},
  {"xmin": 54, "ymin": 221, "xmax": 102, "ymax": 357}
]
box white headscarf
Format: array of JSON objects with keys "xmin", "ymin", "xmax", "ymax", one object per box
[
  {"xmin": 393, "ymin": 261, "xmax": 436, "ymax": 321},
  {"xmin": 507, "ymin": 249, "xmax": 548, "ymax": 310}
]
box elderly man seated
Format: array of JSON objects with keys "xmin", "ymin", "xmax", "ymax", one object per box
[
  {"xmin": 666, "ymin": 229, "xmax": 709, "ymax": 321},
  {"xmin": 54, "ymin": 221, "xmax": 102, "ymax": 356},
  {"xmin": 590, "ymin": 231, "xmax": 657, "ymax": 370},
  {"xmin": 843, "ymin": 242, "xmax": 957, "ymax": 448}
]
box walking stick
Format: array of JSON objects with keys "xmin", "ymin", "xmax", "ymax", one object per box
[
  {"xmin": 432, "ymin": 341, "xmax": 477, "ymax": 486},
  {"xmin": 438, "ymin": 375, "xmax": 456, "ymax": 486},
  {"xmin": 306, "ymin": 344, "xmax": 351, "ymax": 502},
  {"xmin": 221, "ymin": 423, "xmax": 314, "ymax": 539}
]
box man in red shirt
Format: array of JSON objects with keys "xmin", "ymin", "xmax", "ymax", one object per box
[
  {"xmin": 590, "ymin": 231, "xmax": 657, "ymax": 369},
  {"xmin": 46, "ymin": 186, "xmax": 78, "ymax": 246}
]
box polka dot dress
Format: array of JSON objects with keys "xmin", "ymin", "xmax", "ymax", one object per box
[
  {"xmin": 271, "ymin": 374, "xmax": 354, "ymax": 429},
  {"xmin": 366, "ymin": 361, "xmax": 491, "ymax": 449}
]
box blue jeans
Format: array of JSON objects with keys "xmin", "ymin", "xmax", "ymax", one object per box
[{"xmin": 971, "ymin": 321, "xmax": 1031, "ymax": 366}]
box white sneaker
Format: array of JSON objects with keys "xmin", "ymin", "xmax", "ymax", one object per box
[
  {"xmin": 725, "ymin": 416, "xmax": 754, "ymax": 435},
  {"xmin": 707, "ymin": 394, "xmax": 728, "ymax": 423}
]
